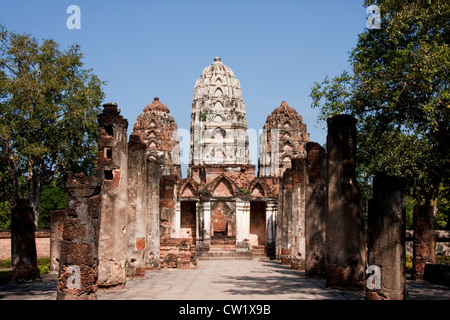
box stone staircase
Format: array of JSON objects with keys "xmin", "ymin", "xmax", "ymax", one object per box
[{"xmin": 195, "ymin": 237, "xmax": 270, "ymax": 260}]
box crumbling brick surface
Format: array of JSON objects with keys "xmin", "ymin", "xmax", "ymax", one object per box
[
  {"xmin": 57, "ymin": 174, "xmax": 101, "ymax": 300},
  {"xmin": 160, "ymin": 238, "xmax": 196, "ymax": 269}
]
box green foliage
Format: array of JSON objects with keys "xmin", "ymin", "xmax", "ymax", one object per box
[
  {"xmin": 310, "ymin": 3, "xmax": 450, "ymax": 214},
  {"xmin": 406, "ymin": 255, "xmax": 413, "ymax": 273},
  {"xmin": 405, "ymin": 195, "xmax": 415, "ymax": 229},
  {"xmin": 436, "ymin": 184, "xmax": 450, "ymax": 229},
  {"xmin": 38, "ymin": 186, "xmax": 68, "ymax": 229},
  {"xmin": 0, "ymin": 200, "xmax": 11, "ymax": 231},
  {"xmin": 0, "ymin": 25, "xmax": 105, "ymax": 225},
  {"xmin": 37, "ymin": 257, "xmax": 50, "ymax": 275},
  {"xmin": 200, "ymin": 111, "xmax": 208, "ymax": 121}
]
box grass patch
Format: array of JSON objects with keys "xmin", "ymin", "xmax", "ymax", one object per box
[
  {"xmin": 0, "ymin": 258, "xmax": 11, "ymax": 269},
  {"xmin": 0, "ymin": 257, "xmax": 51, "ymax": 283}
]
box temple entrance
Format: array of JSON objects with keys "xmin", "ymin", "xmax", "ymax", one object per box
[
  {"xmin": 210, "ymin": 201, "xmax": 236, "ymax": 251},
  {"xmin": 180, "ymin": 201, "xmax": 196, "ymax": 242},
  {"xmin": 211, "ymin": 201, "xmax": 236, "ymax": 237},
  {"xmin": 250, "ymin": 201, "xmax": 267, "ymax": 248}
]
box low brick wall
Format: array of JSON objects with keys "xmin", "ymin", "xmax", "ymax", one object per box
[
  {"xmin": 406, "ymin": 230, "xmax": 450, "ymax": 256},
  {"xmin": 0, "ymin": 229, "xmax": 449, "ymax": 261},
  {"xmin": 160, "ymin": 238, "xmax": 197, "ymax": 269},
  {"xmin": 0, "ymin": 230, "xmax": 50, "ymax": 260}
]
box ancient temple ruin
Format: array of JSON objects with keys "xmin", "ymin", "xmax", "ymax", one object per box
[{"xmin": 55, "ymin": 57, "xmax": 407, "ymax": 300}]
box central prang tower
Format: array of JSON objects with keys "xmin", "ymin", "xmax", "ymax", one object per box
[{"xmin": 188, "ymin": 57, "xmax": 250, "ymax": 170}]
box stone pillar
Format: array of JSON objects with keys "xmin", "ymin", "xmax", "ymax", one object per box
[
  {"xmin": 11, "ymin": 199, "xmax": 40, "ymax": 281},
  {"xmin": 277, "ymin": 169, "xmax": 292, "ymax": 265},
  {"xmin": 266, "ymin": 200, "xmax": 277, "ymax": 258},
  {"xmin": 97, "ymin": 103, "xmax": 129, "ymax": 290},
  {"xmin": 126, "ymin": 137, "xmax": 147, "ymax": 277},
  {"xmin": 290, "ymin": 158, "xmax": 306, "ymax": 271},
  {"xmin": 412, "ymin": 204, "xmax": 436, "ymax": 280},
  {"xmin": 305, "ymin": 142, "xmax": 327, "ymax": 277},
  {"xmin": 57, "ymin": 174, "xmax": 101, "ymax": 300},
  {"xmin": 174, "ymin": 201, "xmax": 181, "ymax": 238},
  {"xmin": 366, "ymin": 173, "xmax": 406, "ymax": 300},
  {"xmin": 160, "ymin": 175, "xmax": 177, "ymax": 240},
  {"xmin": 326, "ymin": 114, "xmax": 365, "ymax": 289},
  {"xmin": 197, "ymin": 200, "xmax": 211, "ymax": 251},
  {"xmin": 236, "ymin": 200, "xmax": 251, "ymax": 252},
  {"xmin": 146, "ymin": 158, "xmax": 160, "ymax": 269},
  {"xmin": 50, "ymin": 209, "xmax": 67, "ymax": 274}
]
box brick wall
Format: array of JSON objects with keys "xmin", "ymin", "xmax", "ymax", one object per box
[
  {"xmin": 406, "ymin": 230, "xmax": 450, "ymax": 256},
  {"xmin": 0, "ymin": 230, "xmax": 50, "ymax": 260}
]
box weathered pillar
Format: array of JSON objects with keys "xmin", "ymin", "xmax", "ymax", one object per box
[
  {"xmin": 11, "ymin": 199, "xmax": 40, "ymax": 281},
  {"xmin": 277, "ymin": 169, "xmax": 292, "ymax": 265},
  {"xmin": 290, "ymin": 158, "xmax": 306, "ymax": 270},
  {"xmin": 326, "ymin": 114, "xmax": 365, "ymax": 289},
  {"xmin": 57, "ymin": 174, "xmax": 101, "ymax": 300},
  {"xmin": 236, "ymin": 200, "xmax": 251, "ymax": 252},
  {"xmin": 265, "ymin": 200, "xmax": 277, "ymax": 258},
  {"xmin": 146, "ymin": 158, "xmax": 160, "ymax": 269},
  {"xmin": 126, "ymin": 136, "xmax": 147, "ymax": 277},
  {"xmin": 174, "ymin": 201, "xmax": 181, "ymax": 238},
  {"xmin": 49, "ymin": 209, "xmax": 67, "ymax": 274},
  {"xmin": 197, "ymin": 200, "xmax": 211, "ymax": 251},
  {"xmin": 305, "ymin": 142, "xmax": 327, "ymax": 277},
  {"xmin": 97, "ymin": 102, "xmax": 129, "ymax": 290},
  {"xmin": 412, "ymin": 204, "xmax": 436, "ymax": 280},
  {"xmin": 366, "ymin": 172, "xmax": 406, "ymax": 300}
]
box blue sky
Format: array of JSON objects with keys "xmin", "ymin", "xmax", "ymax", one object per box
[{"xmin": 1, "ymin": 0, "xmax": 368, "ymax": 176}]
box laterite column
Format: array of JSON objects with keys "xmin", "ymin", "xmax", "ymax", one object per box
[
  {"xmin": 11, "ymin": 199, "xmax": 40, "ymax": 281},
  {"xmin": 305, "ymin": 142, "xmax": 327, "ymax": 277},
  {"xmin": 366, "ymin": 172, "xmax": 406, "ymax": 300},
  {"xmin": 57, "ymin": 174, "xmax": 101, "ymax": 300},
  {"xmin": 326, "ymin": 114, "xmax": 365, "ymax": 289}
]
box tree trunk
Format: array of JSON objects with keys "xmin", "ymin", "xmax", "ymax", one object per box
[
  {"xmin": 26, "ymin": 158, "xmax": 43, "ymax": 229},
  {"xmin": 6, "ymin": 139, "xmax": 21, "ymax": 206}
]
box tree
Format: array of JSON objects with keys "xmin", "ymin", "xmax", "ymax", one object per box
[
  {"xmin": 310, "ymin": 2, "xmax": 449, "ymax": 221},
  {"xmin": 0, "ymin": 25, "xmax": 105, "ymax": 228}
]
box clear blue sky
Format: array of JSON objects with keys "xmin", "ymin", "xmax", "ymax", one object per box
[{"xmin": 1, "ymin": 0, "xmax": 368, "ymax": 176}]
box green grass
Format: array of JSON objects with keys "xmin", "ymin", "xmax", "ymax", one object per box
[{"xmin": 0, "ymin": 257, "xmax": 51, "ymax": 283}]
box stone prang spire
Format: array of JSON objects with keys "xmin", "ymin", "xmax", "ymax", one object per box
[
  {"xmin": 189, "ymin": 57, "xmax": 250, "ymax": 167},
  {"xmin": 258, "ymin": 101, "xmax": 310, "ymax": 177}
]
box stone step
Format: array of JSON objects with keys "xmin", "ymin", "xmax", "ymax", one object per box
[
  {"xmin": 209, "ymin": 245, "xmax": 236, "ymax": 252},
  {"xmin": 196, "ymin": 251, "xmax": 253, "ymax": 260},
  {"xmin": 211, "ymin": 237, "xmax": 236, "ymax": 246},
  {"xmin": 251, "ymin": 245, "xmax": 265, "ymax": 254}
]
